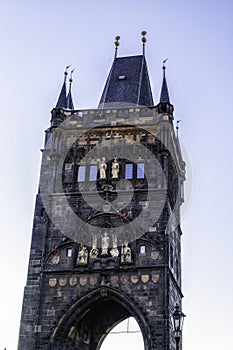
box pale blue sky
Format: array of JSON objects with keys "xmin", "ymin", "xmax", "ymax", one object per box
[{"xmin": 1, "ymin": 0, "xmax": 233, "ymax": 349}]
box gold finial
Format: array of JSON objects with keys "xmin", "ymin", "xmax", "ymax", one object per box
[
  {"xmin": 141, "ymin": 31, "xmax": 147, "ymax": 55},
  {"xmin": 114, "ymin": 35, "xmax": 120, "ymax": 47},
  {"xmin": 69, "ymin": 69, "xmax": 75, "ymax": 83},
  {"xmin": 114, "ymin": 36, "xmax": 121, "ymax": 58},
  {"xmin": 141, "ymin": 31, "xmax": 147, "ymax": 43}
]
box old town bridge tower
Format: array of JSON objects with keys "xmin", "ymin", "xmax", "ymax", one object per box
[{"xmin": 18, "ymin": 35, "xmax": 186, "ymax": 350}]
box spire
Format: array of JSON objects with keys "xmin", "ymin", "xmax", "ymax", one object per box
[
  {"xmin": 160, "ymin": 59, "xmax": 170, "ymax": 103},
  {"xmin": 157, "ymin": 59, "xmax": 174, "ymax": 118},
  {"xmin": 67, "ymin": 69, "xmax": 75, "ymax": 110},
  {"xmin": 56, "ymin": 66, "xmax": 70, "ymax": 109}
]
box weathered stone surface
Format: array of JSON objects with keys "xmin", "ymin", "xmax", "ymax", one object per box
[{"xmin": 18, "ymin": 101, "xmax": 185, "ymax": 350}]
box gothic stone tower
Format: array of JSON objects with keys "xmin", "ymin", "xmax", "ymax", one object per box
[{"xmin": 18, "ymin": 38, "xmax": 186, "ymax": 350}]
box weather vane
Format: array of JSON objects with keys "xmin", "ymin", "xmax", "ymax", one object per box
[
  {"xmin": 163, "ymin": 58, "xmax": 168, "ymax": 69},
  {"xmin": 176, "ymin": 120, "xmax": 181, "ymax": 137},
  {"xmin": 65, "ymin": 65, "xmax": 71, "ymax": 76},
  {"xmin": 69, "ymin": 69, "xmax": 75, "ymax": 83}
]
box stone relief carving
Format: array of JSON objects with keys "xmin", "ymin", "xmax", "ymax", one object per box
[
  {"xmin": 111, "ymin": 157, "xmax": 119, "ymax": 178},
  {"xmin": 101, "ymin": 231, "xmax": 109, "ymax": 255},
  {"xmin": 77, "ymin": 244, "xmax": 88, "ymax": 265},
  {"xmin": 98, "ymin": 157, "xmax": 107, "ymax": 179},
  {"xmin": 121, "ymin": 241, "xmax": 132, "ymax": 263}
]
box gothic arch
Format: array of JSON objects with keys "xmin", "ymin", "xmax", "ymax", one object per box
[{"xmin": 49, "ymin": 286, "xmax": 152, "ymax": 350}]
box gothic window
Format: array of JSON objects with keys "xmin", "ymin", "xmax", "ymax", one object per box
[
  {"xmin": 66, "ymin": 248, "xmax": 72, "ymax": 257},
  {"xmin": 125, "ymin": 163, "xmax": 133, "ymax": 179},
  {"xmin": 78, "ymin": 165, "xmax": 86, "ymax": 182},
  {"xmin": 137, "ymin": 163, "xmax": 144, "ymax": 179},
  {"xmin": 170, "ymin": 245, "xmax": 174, "ymax": 268},
  {"xmin": 140, "ymin": 245, "xmax": 146, "ymax": 254},
  {"xmin": 89, "ymin": 165, "xmax": 98, "ymax": 181}
]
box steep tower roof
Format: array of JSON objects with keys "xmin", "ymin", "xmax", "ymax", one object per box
[
  {"xmin": 159, "ymin": 64, "xmax": 170, "ymax": 103},
  {"xmin": 66, "ymin": 70, "xmax": 74, "ymax": 110},
  {"xmin": 56, "ymin": 70, "xmax": 68, "ymax": 109},
  {"xmin": 157, "ymin": 62, "xmax": 174, "ymax": 117},
  {"xmin": 99, "ymin": 55, "xmax": 154, "ymax": 108}
]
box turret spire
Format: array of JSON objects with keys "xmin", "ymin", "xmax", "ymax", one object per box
[
  {"xmin": 55, "ymin": 65, "xmax": 70, "ymax": 109},
  {"xmin": 160, "ymin": 59, "xmax": 170, "ymax": 103},
  {"xmin": 157, "ymin": 59, "xmax": 174, "ymax": 117},
  {"xmin": 67, "ymin": 69, "xmax": 75, "ymax": 110}
]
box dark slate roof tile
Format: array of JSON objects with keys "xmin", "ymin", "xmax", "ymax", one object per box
[{"xmin": 99, "ymin": 55, "xmax": 154, "ymax": 107}]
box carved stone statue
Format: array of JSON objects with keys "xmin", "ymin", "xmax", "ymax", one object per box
[
  {"xmin": 121, "ymin": 241, "xmax": 131, "ymax": 263},
  {"xmin": 101, "ymin": 231, "xmax": 109, "ymax": 255},
  {"xmin": 77, "ymin": 244, "xmax": 88, "ymax": 265},
  {"xmin": 98, "ymin": 157, "xmax": 107, "ymax": 179},
  {"xmin": 111, "ymin": 157, "xmax": 119, "ymax": 178}
]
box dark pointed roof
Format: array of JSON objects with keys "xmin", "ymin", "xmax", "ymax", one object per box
[
  {"xmin": 99, "ymin": 55, "xmax": 154, "ymax": 108},
  {"xmin": 56, "ymin": 72, "xmax": 68, "ymax": 109},
  {"xmin": 67, "ymin": 79, "xmax": 74, "ymax": 110},
  {"xmin": 157, "ymin": 65, "xmax": 174, "ymax": 117},
  {"xmin": 159, "ymin": 66, "xmax": 170, "ymax": 103}
]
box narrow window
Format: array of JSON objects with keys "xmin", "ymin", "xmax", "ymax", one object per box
[
  {"xmin": 78, "ymin": 165, "xmax": 86, "ymax": 182},
  {"xmin": 137, "ymin": 163, "xmax": 144, "ymax": 179},
  {"xmin": 140, "ymin": 245, "xmax": 146, "ymax": 254},
  {"xmin": 125, "ymin": 163, "xmax": 133, "ymax": 179},
  {"xmin": 89, "ymin": 165, "xmax": 98, "ymax": 181},
  {"xmin": 170, "ymin": 245, "xmax": 174, "ymax": 268},
  {"xmin": 67, "ymin": 248, "xmax": 72, "ymax": 257}
]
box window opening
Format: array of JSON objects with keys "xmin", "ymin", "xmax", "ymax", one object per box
[
  {"xmin": 125, "ymin": 163, "xmax": 133, "ymax": 179},
  {"xmin": 67, "ymin": 248, "xmax": 72, "ymax": 257},
  {"xmin": 78, "ymin": 165, "xmax": 86, "ymax": 182},
  {"xmin": 89, "ymin": 165, "xmax": 98, "ymax": 181},
  {"xmin": 140, "ymin": 245, "xmax": 146, "ymax": 254},
  {"xmin": 100, "ymin": 317, "xmax": 144, "ymax": 350},
  {"xmin": 137, "ymin": 163, "xmax": 144, "ymax": 179}
]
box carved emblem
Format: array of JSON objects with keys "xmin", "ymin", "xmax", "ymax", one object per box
[
  {"xmin": 69, "ymin": 277, "xmax": 77, "ymax": 286},
  {"xmin": 79, "ymin": 276, "xmax": 87, "ymax": 286},
  {"xmin": 51, "ymin": 255, "xmax": 60, "ymax": 265},
  {"xmin": 110, "ymin": 275, "xmax": 118, "ymax": 285},
  {"xmin": 59, "ymin": 278, "xmax": 67, "ymax": 287},
  {"xmin": 141, "ymin": 274, "xmax": 149, "ymax": 283},
  {"xmin": 131, "ymin": 275, "xmax": 139, "ymax": 284},
  {"xmin": 90, "ymin": 248, "xmax": 99, "ymax": 259},
  {"xmin": 77, "ymin": 245, "xmax": 88, "ymax": 265},
  {"xmin": 90, "ymin": 276, "xmax": 98, "ymax": 286},
  {"xmin": 121, "ymin": 275, "xmax": 128, "ymax": 284},
  {"xmin": 49, "ymin": 278, "xmax": 57, "ymax": 287},
  {"xmin": 100, "ymin": 288, "xmax": 108, "ymax": 297},
  {"xmin": 151, "ymin": 251, "xmax": 159, "ymax": 260},
  {"xmin": 103, "ymin": 204, "xmax": 111, "ymax": 212},
  {"xmin": 110, "ymin": 247, "xmax": 119, "ymax": 257},
  {"xmin": 152, "ymin": 274, "xmax": 160, "ymax": 283}
]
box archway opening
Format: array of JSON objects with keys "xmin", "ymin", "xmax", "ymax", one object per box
[{"xmin": 100, "ymin": 317, "xmax": 144, "ymax": 350}]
